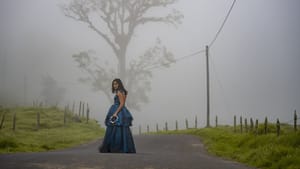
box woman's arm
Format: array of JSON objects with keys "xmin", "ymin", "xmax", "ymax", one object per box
[{"xmin": 113, "ymin": 91, "xmax": 125, "ymax": 117}]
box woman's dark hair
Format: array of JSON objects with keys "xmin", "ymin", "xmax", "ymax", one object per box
[{"xmin": 112, "ymin": 78, "xmax": 128, "ymax": 95}]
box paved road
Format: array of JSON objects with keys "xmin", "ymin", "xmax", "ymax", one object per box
[{"xmin": 0, "ymin": 134, "xmax": 256, "ymax": 169}]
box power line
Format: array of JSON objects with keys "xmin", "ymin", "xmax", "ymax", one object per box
[
  {"xmin": 147, "ymin": 0, "xmax": 237, "ymax": 71},
  {"xmin": 146, "ymin": 49, "xmax": 206, "ymax": 71},
  {"xmin": 209, "ymin": 0, "xmax": 237, "ymax": 48},
  {"xmin": 175, "ymin": 49, "xmax": 206, "ymax": 62}
]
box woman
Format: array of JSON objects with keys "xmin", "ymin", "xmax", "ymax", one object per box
[{"xmin": 99, "ymin": 78, "xmax": 136, "ymax": 153}]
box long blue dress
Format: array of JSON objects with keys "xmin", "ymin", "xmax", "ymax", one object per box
[{"xmin": 99, "ymin": 94, "xmax": 136, "ymax": 153}]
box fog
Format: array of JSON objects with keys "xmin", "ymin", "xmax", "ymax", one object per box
[{"xmin": 1, "ymin": 0, "xmax": 299, "ymax": 134}]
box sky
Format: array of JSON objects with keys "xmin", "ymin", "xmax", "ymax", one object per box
[{"xmin": 0, "ymin": 0, "xmax": 299, "ymax": 134}]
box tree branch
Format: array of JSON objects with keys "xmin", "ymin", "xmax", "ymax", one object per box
[
  {"xmin": 61, "ymin": 1, "xmax": 120, "ymax": 57},
  {"xmin": 136, "ymin": 8, "xmax": 183, "ymax": 27},
  {"xmin": 72, "ymin": 51, "xmax": 116, "ymax": 103}
]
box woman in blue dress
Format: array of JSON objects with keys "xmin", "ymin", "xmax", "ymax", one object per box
[{"xmin": 99, "ymin": 78, "xmax": 136, "ymax": 153}]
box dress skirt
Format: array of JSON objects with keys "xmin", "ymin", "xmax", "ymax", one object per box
[
  {"xmin": 99, "ymin": 96, "xmax": 136, "ymax": 153},
  {"xmin": 99, "ymin": 125, "xmax": 136, "ymax": 153}
]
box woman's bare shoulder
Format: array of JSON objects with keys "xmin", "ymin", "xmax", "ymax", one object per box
[{"xmin": 116, "ymin": 90, "xmax": 126, "ymax": 96}]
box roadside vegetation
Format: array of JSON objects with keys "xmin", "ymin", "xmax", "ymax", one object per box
[
  {"xmin": 155, "ymin": 124, "xmax": 299, "ymax": 169},
  {"xmin": 0, "ymin": 106, "xmax": 104, "ymax": 153}
]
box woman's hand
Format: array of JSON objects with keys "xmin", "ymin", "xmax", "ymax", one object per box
[{"xmin": 113, "ymin": 113, "xmax": 118, "ymax": 117}]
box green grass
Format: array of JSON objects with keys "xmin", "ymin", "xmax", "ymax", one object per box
[
  {"xmin": 0, "ymin": 106, "xmax": 104, "ymax": 153},
  {"xmin": 154, "ymin": 125, "xmax": 300, "ymax": 169}
]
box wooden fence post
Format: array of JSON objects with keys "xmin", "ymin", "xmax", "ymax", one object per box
[
  {"xmin": 185, "ymin": 118, "xmax": 188, "ymax": 129},
  {"xmin": 79, "ymin": 101, "xmax": 82, "ymax": 116},
  {"xmin": 195, "ymin": 115, "xmax": 198, "ymax": 129},
  {"xmin": 175, "ymin": 120, "xmax": 178, "ymax": 131},
  {"xmin": 64, "ymin": 106, "xmax": 67, "ymax": 126},
  {"xmin": 294, "ymin": 110, "xmax": 297, "ymax": 132},
  {"xmin": 240, "ymin": 116, "xmax": 243, "ymax": 133},
  {"xmin": 255, "ymin": 119, "xmax": 258, "ymax": 134},
  {"xmin": 13, "ymin": 113, "xmax": 16, "ymax": 131},
  {"xmin": 147, "ymin": 125, "xmax": 149, "ymax": 133},
  {"xmin": 234, "ymin": 115, "xmax": 236, "ymax": 133},
  {"xmin": 37, "ymin": 112, "xmax": 40, "ymax": 130},
  {"xmin": 276, "ymin": 118, "xmax": 280, "ymax": 136},
  {"xmin": 0, "ymin": 113, "xmax": 5, "ymax": 130},
  {"xmin": 245, "ymin": 118, "xmax": 248, "ymax": 133},
  {"xmin": 165, "ymin": 122, "xmax": 168, "ymax": 131},
  {"xmin": 250, "ymin": 118, "xmax": 254, "ymax": 132},
  {"xmin": 264, "ymin": 117, "xmax": 268, "ymax": 134},
  {"xmin": 215, "ymin": 115, "xmax": 218, "ymax": 128},
  {"xmin": 86, "ymin": 104, "xmax": 90, "ymax": 123}
]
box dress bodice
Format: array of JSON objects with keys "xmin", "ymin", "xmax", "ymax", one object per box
[{"xmin": 114, "ymin": 95, "xmax": 120, "ymax": 105}]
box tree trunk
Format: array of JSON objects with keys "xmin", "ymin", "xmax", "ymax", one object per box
[
  {"xmin": 118, "ymin": 55, "xmax": 126, "ymax": 81},
  {"xmin": 117, "ymin": 43, "xmax": 128, "ymax": 81}
]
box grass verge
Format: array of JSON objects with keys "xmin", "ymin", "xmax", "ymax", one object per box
[
  {"xmin": 154, "ymin": 125, "xmax": 300, "ymax": 169},
  {"xmin": 0, "ymin": 106, "xmax": 104, "ymax": 153}
]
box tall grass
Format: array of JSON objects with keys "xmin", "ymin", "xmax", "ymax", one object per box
[
  {"xmin": 0, "ymin": 106, "xmax": 104, "ymax": 153},
  {"xmin": 155, "ymin": 125, "xmax": 300, "ymax": 169}
]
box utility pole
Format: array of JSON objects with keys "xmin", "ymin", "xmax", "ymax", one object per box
[{"xmin": 206, "ymin": 45, "xmax": 210, "ymax": 127}]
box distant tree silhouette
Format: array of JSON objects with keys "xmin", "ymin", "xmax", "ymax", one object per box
[
  {"xmin": 41, "ymin": 74, "xmax": 66, "ymax": 107},
  {"xmin": 61, "ymin": 0, "xmax": 183, "ymax": 110}
]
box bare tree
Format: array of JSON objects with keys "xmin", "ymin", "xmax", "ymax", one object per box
[{"xmin": 61, "ymin": 0, "xmax": 183, "ymax": 110}]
